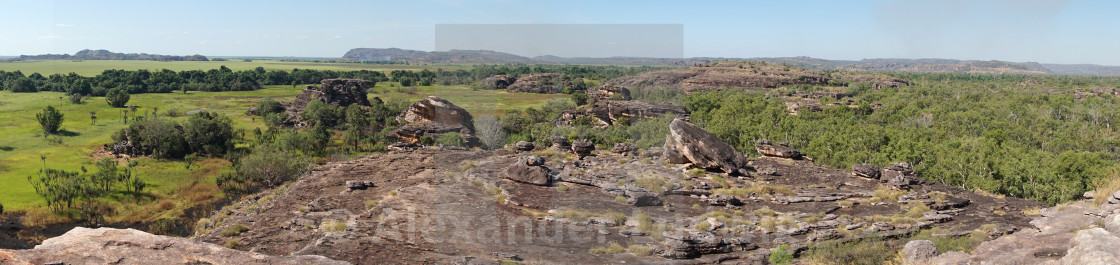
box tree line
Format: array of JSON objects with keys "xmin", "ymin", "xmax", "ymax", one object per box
[{"xmin": 0, "ymin": 67, "xmax": 389, "ymax": 95}]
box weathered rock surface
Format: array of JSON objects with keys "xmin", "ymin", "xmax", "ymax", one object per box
[
  {"xmin": 664, "ymin": 118, "xmax": 749, "ymax": 174},
  {"xmin": 0, "ymin": 227, "xmax": 347, "ymax": 265},
  {"xmin": 388, "ymin": 96, "xmax": 477, "ymax": 144}
]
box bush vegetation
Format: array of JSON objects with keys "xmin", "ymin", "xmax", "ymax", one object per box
[{"xmin": 684, "ymin": 73, "xmax": 1120, "ymax": 205}]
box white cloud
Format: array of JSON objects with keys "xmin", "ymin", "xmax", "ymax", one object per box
[{"xmin": 332, "ymin": 35, "xmax": 342, "ymax": 39}]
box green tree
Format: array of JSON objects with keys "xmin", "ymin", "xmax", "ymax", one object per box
[
  {"xmin": 106, "ymin": 87, "xmax": 131, "ymax": 108},
  {"xmin": 571, "ymin": 93, "xmax": 589, "ymax": 106},
  {"xmin": 36, "ymin": 106, "xmax": 64, "ymax": 134},
  {"xmin": 301, "ymin": 99, "xmax": 342, "ymax": 127}
]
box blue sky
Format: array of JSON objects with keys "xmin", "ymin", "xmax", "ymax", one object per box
[{"xmin": 1, "ymin": 0, "xmax": 1117, "ymax": 65}]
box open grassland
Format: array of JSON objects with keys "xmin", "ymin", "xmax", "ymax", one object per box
[
  {"xmin": 0, "ymin": 83, "xmax": 562, "ymax": 211},
  {"xmin": 0, "ymin": 59, "xmax": 467, "ymax": 76}
]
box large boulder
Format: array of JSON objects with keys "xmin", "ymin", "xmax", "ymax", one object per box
[
  {"xmin": 572, "ymin": 140, "xmax": 595, "ymax": 159},
  {"xmin": 663, "ymin": 118, "xmax": 749, "ymax": 175},
  {"xmin": 900, "ymin": 240, "xmax": 938, "ymax": 265},
  {"xmin": 502, "ymin": 156, "xmax": 551, "ymax": 185},
  {"xmin": 388, "ymin": 96, "xmax": 476, "ymax": 144},
  {"xmin": 0, "ymin": 227, "xmax": 348, "ymax": 265}
]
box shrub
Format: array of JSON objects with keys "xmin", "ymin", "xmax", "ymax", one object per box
[
  {"xmin": 184, "ymin": 111, "xmax": 235, "ymax": 156},
  {"xmin": 224, "ymin": 239, "xmax": 240, "ymax": 248},
  {"xmin": 256, "ymin": 98, "xmax": 284, "ymax": 116},
  {"xmin": 68, "ymin": 93, "xmax": 84, "ymax": 104},
  {"xmin": 769, "ymin": 244, "xmax": 794, "ymax": 265},
  {"xmin": 475, "ymin": 115, "xmax": 506, "ymax": 150},
  {"xmin": 436, "ymin": 132, "xmax": 467, "ymax": 147},
  {"xmin": 571, "ymin": 93, "xmax": 589, "ymax": 106},
  {"xmin": 804, "ymin": 236, "xmax": 896, "ymax": 265},
  {"xmin": 36, "ymin": 106, "xmax": 64, "ymax": 134},
  {"xmin": 589, "ymin": 242, "xmax": 625, "ymax": 254},
  {"xmin": 321, "ymin": 219, "xmax": 347, "ymax": 232},
  {"xmin": 106, "ymin": 87, "xmax": 130, "ymax": 108},
  {"xmin": 220, "ymin": 224, "xmax": 249, "ymax": 237},
  {"xmin": 364, "ymin": 200, "xmax": 380, "ymax": 210},
  {"xmin": 627, "ymin": 245, "xmax": 652, "ymax": 256},
  {"xmin": 235, "ymin": 146, "xmax": 311, "ymax": 188}
]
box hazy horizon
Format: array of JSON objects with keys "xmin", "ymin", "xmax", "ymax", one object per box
[{"xmin": 2, "ymin": 0, "xmax": 1118, "ymax": 65}]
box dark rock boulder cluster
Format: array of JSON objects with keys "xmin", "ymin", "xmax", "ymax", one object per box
[
  {"xmin": 387, "ymin": 96, "xmax": 477, "ymax": 144},
  {"xmin": 480, "ymin": 75, "xmax": 516, "ymax": 90},
  {"xmin": 754, "ymin": 139, "xmax": 803, "ymax": 159},
  {"xmin": 881, "ymin": 162, "xmax": 920, "ymax": 190},
  {"xmin": 571, "ymin": 139, "xmax": 595, "ymax": 159},
  {"xmin": 505, "ymin": 73, "xmax": 571, "ymax": 94},
  {"xmin": 247, "ymin": 78, "xmax": 375, "ymax": 128},
  {"xmin": 664, "ymin": 118, "xmax": 749, "ymax": 175},
  {"xmin": 559, "ymin": 84, "xmax": 689, "ymax": 126}
]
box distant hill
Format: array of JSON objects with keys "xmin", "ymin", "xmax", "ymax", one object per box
[
  {"xmin": 342, "ymin": 48, "xmax": 1120, "ymax": 76},
  {"xmin": 19, "ymin": 49, "xmax": 209, "ymax": 61},
  {"xmin": 1041, "ymin": 64, "xmax": 1120, "ymax": 76},
  {"xmin": 342, "ymin": 48, "xmax": 532, "ymax": 63}
]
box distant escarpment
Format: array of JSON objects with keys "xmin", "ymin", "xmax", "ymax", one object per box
[
  {"xmin": 342, "ymin": 48, "xmax": 532, "ymax": 63},
  {"xmin": 19, "ymin": 49, "xmax": 209, "ymax": 61}
]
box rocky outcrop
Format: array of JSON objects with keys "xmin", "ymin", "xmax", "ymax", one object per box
[
  {"xmin": 0, "ymin": 227, "xmax": 347, "ymax": 265},
  {"xmin": 388, "ymin": 96, "xmax": 477, "ymax": 144},
  {"xmin": 250, "ymin": 79, "xmax": 376, "ymax": 128},
  {"xmin": 755, "ymin": 139, "xmax": 803, "ymax": 159},
  {"xmin": 506, "ymin": 73, "xmax": 570, "ymax": 94},
  {"xmin": 664, "ymin": 118, "xmax": 749, "ymax": 175},
  {"xmin": 571, "ymin": 140, "xmax": 595, "ymax": 159},
  {"xmin": 513, "ymin": 141, "xmax": 535, "ymax": 152},
  {"xmin": 610, "ymin": 143, "xmax": 636, "ymax": 155},
  {"xmin": 502, "ymin": 156, "xmax": 551, "ymax": 185},
  {"xmin": 586, "ymin": 100, "xmax": 689, "ymax": 126},
  {"xmin": 292, "ymin": 79, "xmax": 375, "ymax": 109},
  {"xmin": 881, "ymin": 162, "xmax": 919, "ymax": 190},
  {"xmin": 550, "ymin": 136, "xmax": 571, "ymax": 151},
  {"xmin": 480, "ymin": 75, "xmax": 516, "ymax": 90},
  {"xmin": 851, "ymin": 163, "xmax": 880, "ymax": 179},
  {"xmin": 589, "ymin": 84, "xmax": 631, "ymax": 101}
]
